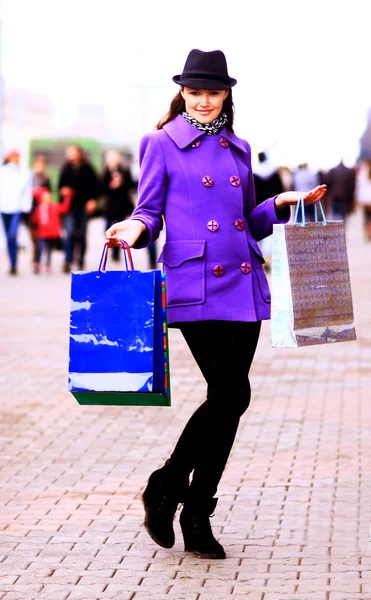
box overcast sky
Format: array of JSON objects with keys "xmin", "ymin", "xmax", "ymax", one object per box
[{"xmin": 2, "ymin": 0, "xmax": 371, "ymax": 168}]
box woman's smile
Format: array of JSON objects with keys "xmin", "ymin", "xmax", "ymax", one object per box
[{"xmin": 182, "ymin": 87, "xmax": 229, "ymax": 123}]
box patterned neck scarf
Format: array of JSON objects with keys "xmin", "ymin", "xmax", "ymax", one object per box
[{"xmin": 182, "ymin": 111, "xmax": 228, "ymax": 135}]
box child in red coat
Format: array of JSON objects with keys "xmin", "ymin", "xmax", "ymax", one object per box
[{"xmin": 32, "ymin": 187, "xmax": 73, "ymax": 273}]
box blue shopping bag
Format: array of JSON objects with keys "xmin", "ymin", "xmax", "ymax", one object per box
[{"xmin": 68, "ymin": 241, "xmax": 170, "ymax": 406}]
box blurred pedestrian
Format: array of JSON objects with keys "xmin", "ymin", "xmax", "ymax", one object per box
[
  {"xmin": 32, "ymin": 154, "xmax": 51, "ymax": 191},
  {"xmin": 355, "ymin": 160, "xmax": 371, "ymax": 241},
  {"xmin": 102, "ymin": 150, "xmax": 136, "ymax": 262},
  {"xmin": 292, "ymin": 163, "xmax": 320, "ymax": 221},
  {"xmin": 0, "ymin": 150, "xmax": 32, "ymax": 275},
  {"xmin": 29, "ymin": 155, "xmax": 52, "ymax": 265},
  {"xmin": 278, "ymin": 166, "xmax": 293, "ymax": 192},
  {"xmin": 326, "ymin": 159, "xmax": 356, "ymax": 221},
  {"xmin": 31, "ymin": 187, "xmax": 72, "ymax": 273},
  {"xmin": 105, "ymin": 48, "xmax": 327, "ymax": 559},
  {"xmin": 253, "ymin": 151, "xmax": 284, "ymax": 205},
  {"xmin": 253, "ymin": 152, "xmax": 284, "ymax": 269},
  {"xmin": 58, "ymin": 145, "xmax": 100, "ymax": 272}
]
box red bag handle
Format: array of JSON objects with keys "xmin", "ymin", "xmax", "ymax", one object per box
[{"xmin": 98, "ymin": 240, "xmax": 134, "ymax": 272}]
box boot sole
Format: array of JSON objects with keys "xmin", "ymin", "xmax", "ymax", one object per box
[{"xmin": 184, "ymin": 547, "xmax": 226, "ymax": 560}]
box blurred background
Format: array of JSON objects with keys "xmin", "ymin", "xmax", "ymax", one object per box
[
  {"xmin": 3, "ymin": 0, "xmax": 371, "ymax": 165},
  {"xmin": 1, "ymin": 0, "xmax": 371, "ymax": 271}
]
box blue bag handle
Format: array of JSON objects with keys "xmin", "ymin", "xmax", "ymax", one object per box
[
  {"xmin": 293, "ymin": 196, "xmax": 327, "ymax": 227},
  {"xmin": 98, "ymin": 239, "xmax": 134, "ymax": 272}
]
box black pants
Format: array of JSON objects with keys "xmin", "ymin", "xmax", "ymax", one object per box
[
  {"xmin": 64, "ymin": 210, "xmax": 87, "ymax": 266},
  {"xmin": 167, "ymin": 320, "xmax": 261, "ymax": 500}
]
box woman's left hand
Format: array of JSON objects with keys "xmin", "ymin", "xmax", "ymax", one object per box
[{"xmin": 275, "ymin": 184, "xmax": 327, "ymax": 210}]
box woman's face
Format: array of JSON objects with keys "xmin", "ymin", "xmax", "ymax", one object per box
[
  {"xmin": 33, "ymin": 157, "xmax": 46, "ymax": 174},
  {"xmin": 181, "ymin": 87, "xmax": 229, "ymax": 124}
]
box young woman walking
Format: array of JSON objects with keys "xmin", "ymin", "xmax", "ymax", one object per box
[{"xmin": 106, "ymin": 49, "xmax": 327, "ymax": 559}]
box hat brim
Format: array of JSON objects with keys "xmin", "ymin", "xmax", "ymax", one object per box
[{"xmin": 172, "ymin": 75, "xmax": 237, "ymax": 90}]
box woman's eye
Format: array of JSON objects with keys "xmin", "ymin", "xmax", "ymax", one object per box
[{"xmin": 191, "ymin": 92, "xmax": 199, "ymax": 96}]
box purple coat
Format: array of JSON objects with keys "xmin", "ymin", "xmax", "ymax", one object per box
[{"xmin": 131, "ymin": 114, "xmax": 289, "ymax": 325}]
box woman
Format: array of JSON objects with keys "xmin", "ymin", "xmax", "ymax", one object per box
[
  {"xmin": 58, "ymin": 145, "xmax": 100, "ymax": 272},
  {"xmin": 106, "ymin": 49, "xmax": 326, "ymax": 559},
  {"xmin": 0, "ymin": 150, "xmax": 33, "ymax": 275},
  {"xmin": 32, "ymin": 154, "xmax": 51, "ymax": 191},
  {"xmin": 102, "ymin": 150, "xmax": 136, "ymax": 262}
]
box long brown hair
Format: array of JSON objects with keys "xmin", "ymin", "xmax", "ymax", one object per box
[{"xmin": 156, "ymin": 89, "xmax": 235, "ymax": 132}]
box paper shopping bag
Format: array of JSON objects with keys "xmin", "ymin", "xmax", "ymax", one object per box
[
  {"xmin": 271, "ymin": 199, "xmax": 356, "ymax": 347},
  {"xmin": 68, "ymin": 241, "xmax": 170, "ymax": 405}
]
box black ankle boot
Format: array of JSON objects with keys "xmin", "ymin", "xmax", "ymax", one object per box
[
  {"xmin": 142, "ymin": 466, "xmax": 188, "ymax": 549},
  {"xmin": 180, "ymin": 497, "xmax": 226, "ymax": 559}
]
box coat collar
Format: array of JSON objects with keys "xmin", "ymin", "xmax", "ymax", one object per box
[{"xmin": 163, "ymin": 114, "xmax": 247, "ymax": 154}]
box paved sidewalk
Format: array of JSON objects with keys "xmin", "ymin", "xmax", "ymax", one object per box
[{"xmin": 0, "ymin": 213, "xmax": 371, "ymax": 600}]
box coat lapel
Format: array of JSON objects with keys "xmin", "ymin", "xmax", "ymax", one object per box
[
  {"xmin": 163, "ymin": 115, "xmax": 247, "ymax": 154},
  {"xmin": 220, "ymin": 128, "xmax": 247, "ymax": 154},
  {"xmin": 163, "ymin": 115, "xmax": 205, "ymax": 149}
]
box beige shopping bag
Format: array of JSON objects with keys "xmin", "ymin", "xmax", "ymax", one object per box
[{"xmin": 271, "ymin": 199, "xmax": 356, "ymax": 347}]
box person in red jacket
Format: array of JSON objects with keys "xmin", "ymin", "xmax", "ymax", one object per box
[{"xmin": 32, "ymin": 187, "xmax": 73, "ymax": 273}]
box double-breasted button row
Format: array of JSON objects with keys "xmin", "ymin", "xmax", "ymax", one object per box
[
  {"xmin": 207, "ymin": 219, "xmax": 245, "ymax": 232},
  {"xmin": 212, "ymin": 263, "xmax": 252, "ymax": 277},
  {"xmin": 191, "ymin": 137, "xmax": 229, "ymax": 149},
  {"xmin": 202, "ymin": 175, "xmax": 241, "ymax": 188}
]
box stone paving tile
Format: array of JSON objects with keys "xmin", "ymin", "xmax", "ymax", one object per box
[{"xmin": 1, "ymin": 213, "xmax": 371, "ymax": 598}]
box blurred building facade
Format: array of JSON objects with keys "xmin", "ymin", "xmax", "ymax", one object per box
[{"xmin": 2, "ymin": 87, "xmax": 54, "ymax": 163}]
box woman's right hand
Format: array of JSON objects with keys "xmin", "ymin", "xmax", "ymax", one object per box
[{"xmin": 105, "ymin": 219, "xmax": 146, "ymax": 248}]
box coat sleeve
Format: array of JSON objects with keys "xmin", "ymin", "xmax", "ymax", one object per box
[
  {"xmin": 244, "ymin": 143, "xmax": 290, "ymax": 241},
  {"xmin": 85, "ymin": 164, "xmax": 101, "ymax": 200},
  {"xmin": 59, "ymin": 195, "xmax": 71, "ymax": 215},
  {"xmin": 131, "ymin": 132, "xmax": 167, "ymax": 248}
]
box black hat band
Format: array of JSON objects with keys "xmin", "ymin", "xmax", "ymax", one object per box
[{"xmin": 179, "ymin": 72, "xmax": 231, "ymax": 85}]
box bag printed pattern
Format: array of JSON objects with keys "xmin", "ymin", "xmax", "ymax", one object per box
[
  {"xmin": 271, "ymin": 221, "xmax": 356, "ymax": 347},
  {"xmin": 69, "ymin": 270, "xmax": 161, "ymax": 392},
  {"xmin": 68, "ymin": 243, "xmax": 170, "ymax": 406}
]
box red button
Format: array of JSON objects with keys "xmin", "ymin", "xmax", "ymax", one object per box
[
  {"xmin": 213, "ymin": 265, "xmax": 224, "ymax": 277},
  {"xmin": 240, "ymin": 262, "xmax": 252, "ymax": 274},
  {"xmin": 207, "ymin": 220, "xmax": 220, "ymax": 232},
  {"xmin": 202, "ymin": 176, "xmax": 214, "ymax": 187},
  {"xmin": 192, "ymin": 139, "xmax": 201, "ymax": 148},
  {"xmin": 220, "ymin": 137, "xmax": 229, "ymax": 148},
  {"xmin": 230, "ymin": 175, "xmax": 241, "ymax": 187},
  {"xmin": 235, "ymin": 219, "xmax": 245, "ymax": 231}
]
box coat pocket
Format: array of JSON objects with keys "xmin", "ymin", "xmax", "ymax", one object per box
[
  {"xmin": 158, "ymin": 241, "xmax": 206, "ymax": 307},
  {"xmin": 247, "ymin": 238, "xmax": 271, "ymax": 303}
]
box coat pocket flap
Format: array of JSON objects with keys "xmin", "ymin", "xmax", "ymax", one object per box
[
  {"xmin": 247, "ymin": 237, "xmax": 265, "ymax": 263},
  {"xmin": 158, "ymin": 241, "xmax": 206, "ymax": 267}
]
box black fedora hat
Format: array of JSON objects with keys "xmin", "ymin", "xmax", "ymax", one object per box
[{"xmin": 172, "ymin": 49, "xmax": 237, "ymax": 90}]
